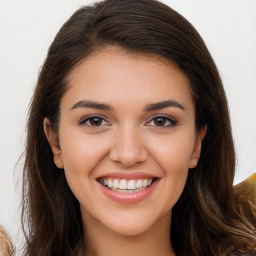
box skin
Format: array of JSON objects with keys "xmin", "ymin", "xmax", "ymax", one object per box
[{"xmin": 44, "ymin": 46, "xmax": 206, "ymax": 256}]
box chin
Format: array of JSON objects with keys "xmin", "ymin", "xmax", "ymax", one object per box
[
  {"xmin": 107, "ymin": 221, "xmax": 155, "ymax": 236},
  {"xmin": 99, "ymin": 209, "xmax": 171, "ymax": 237}
]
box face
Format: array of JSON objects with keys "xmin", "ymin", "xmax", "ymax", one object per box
[{"xmin": 44, "ymin": 47, "xmax": 206, "ymax": 236}]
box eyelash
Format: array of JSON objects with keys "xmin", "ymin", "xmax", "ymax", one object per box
[
  {"xmin": 79, "ymin": 115, "xmax": 110, "ymax": 127},
  {"xmin": 79, "ymin": 115, "xmax": 177, "ymax": 128},
  {"xmin": 146, "ymin": 115, "xmax": 177, "ymax": 128}
]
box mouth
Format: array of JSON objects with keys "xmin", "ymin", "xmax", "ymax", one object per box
[{"xmin": 97, "ymin": 177, "xmax": 158, "ymax": 194}]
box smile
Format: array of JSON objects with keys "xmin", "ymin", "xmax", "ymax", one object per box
[
  {"xmin": 98, "ymin": 177, "xmax": 157, "ymax": 193},
  {"xmin": 97, "ymin": 175, "xmax": 159, "ymax": 203}
]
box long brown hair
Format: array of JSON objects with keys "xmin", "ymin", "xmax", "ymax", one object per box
[{"xmin": 22, "ymin": 0, "xmax": 256, "ymax": 255}]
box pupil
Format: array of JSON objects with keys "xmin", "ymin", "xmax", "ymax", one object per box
[
  {"xmin": 154, "ymin": 118, "xmax": 166, "ymax": 126},
  {"xmin": 91, "ymin": 118, "xmax": 102, "ymax": 126}
]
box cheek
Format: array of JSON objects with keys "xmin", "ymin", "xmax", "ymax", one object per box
[
  {"xmin": 143, "ymin": 130, "xmax": 196, "ymax": 208},
  {"xmin": 147, "ymin": 130, "xmax": 196, "ymax": 174},
  {"xmin": 59, "ymin": 127, "xmax": 111, "ymax": 177},
  {"xmin": 58, "ymin": 129, "xmax": 112, "ymax": 208}
]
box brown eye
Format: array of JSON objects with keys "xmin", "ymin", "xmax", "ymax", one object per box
[
  {"xmin": 89, "ymin": 117, "xmax": 103, "ymax": 126},
  {"xmin": 79, "ymin": 116, "xmax": 109, "ymax": 127},
  {"xmin": 154, "ymin": 117, "xmax": 167, "ymax": 126},
  {"xmin": 146, "ymin": 116, "xmax": 177, "ymax": 128}
]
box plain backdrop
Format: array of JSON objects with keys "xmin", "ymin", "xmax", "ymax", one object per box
[{"xmin": 0, "ymin": 0, "xmax": 256, "ymax": 254}]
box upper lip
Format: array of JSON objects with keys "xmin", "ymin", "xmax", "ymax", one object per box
[{"xmin": 96, "ymin": 172, "xmax": 159, "ymax": 180}]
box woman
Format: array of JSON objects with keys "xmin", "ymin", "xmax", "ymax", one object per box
[{"xmin": 22, "ymin": 0, "xmax": 256, "ymax": 255}]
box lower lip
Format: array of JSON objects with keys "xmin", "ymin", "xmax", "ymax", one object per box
[{"xmin": 98, "ymin": 179, "xmax": 159, "ymax": 203}]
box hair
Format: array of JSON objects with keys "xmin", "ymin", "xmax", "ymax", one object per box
[
  {"xmin": 22, "ymin": 0, "xmax": 256, "ymax": 255},
  {"xmin": 0, "ymin": 225, "xmax": 15, "ymax": 256}
]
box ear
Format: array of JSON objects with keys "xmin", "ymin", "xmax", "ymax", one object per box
[
  {"xmin": 43, "ymin": 118, "xmax": 64, "ymax": 169},
  {"xmin": 189, "ymin": 126, "xmax": 207, "ymax": 169}
]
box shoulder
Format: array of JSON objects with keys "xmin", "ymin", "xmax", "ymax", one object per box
[{"xmin": 228, "ymin": 249, "xmax": 256, "ymax": 255}]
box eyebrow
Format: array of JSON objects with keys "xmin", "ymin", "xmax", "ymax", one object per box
[
  {"xmin": 144, "ymin": 100, "xmax": 185, "ymax": 111},
  {"xmin": 70, "ymin": 100, "xmax": 114, "ymax": 111},
  {"xmin": 70, "ymin": 99, "xmax": 185, "ymax": 112}
]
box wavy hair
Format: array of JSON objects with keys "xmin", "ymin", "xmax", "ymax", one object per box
[{"xmin": 22, "ymin": 0, "xmax": 256, "ymax": 255}]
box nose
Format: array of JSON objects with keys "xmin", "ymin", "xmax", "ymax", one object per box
[{"xmin": 109, "ymin": 126, "xmax": 148, "ymax": 167}]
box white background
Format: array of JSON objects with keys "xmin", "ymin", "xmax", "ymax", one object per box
[{"xmin": 0, "ymin": 0, "xmax": 255, "ymax": 254}]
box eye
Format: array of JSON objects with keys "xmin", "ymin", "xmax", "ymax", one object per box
[
  {"xmin": 146, "ymin": 116, "xmax": 177, "ymax": 127},
  {"xmin": 79, "ymin": 115, "xmax": 110, "ymax": 127}
]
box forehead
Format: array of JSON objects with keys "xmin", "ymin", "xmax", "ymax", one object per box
[{"xmin": 63, "ymin": 46, "xmax": 194, "ymax": 112}]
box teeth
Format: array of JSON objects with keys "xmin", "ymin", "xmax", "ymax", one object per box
[
  {"xmin": 136, "ymin": 179, "xmax": 143, "ymax": 188},
  {"xmin": 115, "ymin": 188, "xmax": 145, "ymax": 193},
  {"xmin": 107, "ymin": 178, "xmax": 113, "ymax": 188},
  {"xmin": 119, "ymin": 179, "xmax": 128, "ymax": 189},
  {"xmin": 127, "ymin": 180, "xmax": 136, "ymax": 189},
  {"xmin": 142, "ymin": 179, "xmax": 148, "ymax": 187},
  {"xmin": 101, "ymin": 177, "xmax": 155, "ymax": 192},
  {"xmin": 113, "ymin": 179, "xmax": 119, "ymax": 189}
]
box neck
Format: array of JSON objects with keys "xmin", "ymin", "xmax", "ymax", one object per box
[{"xmin": 81, "ymin": 211, "xmax": 175, "ymax": 256}]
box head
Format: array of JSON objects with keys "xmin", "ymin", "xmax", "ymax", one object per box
[{"xmin": 23, "ymin": 0, "xmax": 235, "ymax": 254}]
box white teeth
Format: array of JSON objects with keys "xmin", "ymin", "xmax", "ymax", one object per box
[
  {"xmin": 136, "ymin": 179, "xmax": 143, "ymax": 188},
  {"xmin": 142, "ymin": 179, "xmax": 148, "ymax": 187},
  {"xmin": 113, "ymin": 179, "xmax": 119, "ymax": 189},
  {"xmin": 119, "ymin": 179, "xmax": 128, "ymax": 189},
  {"xmin": 107, "ymin": 178, "xmax": 113, "ymax": 188},
  {"xmin": 116, "ymin": 187, "xmax": 146, "ymax": 193},
  {"xmin": 127, "ymin": 180, "xmax": 136, "ymax": 189},
  {"xmin": 101, "ymin": 177, "xmax": 156, "ymax": 192}
]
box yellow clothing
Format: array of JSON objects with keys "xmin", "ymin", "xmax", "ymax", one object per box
[{"xmin": 234, "ymin": 173, "xmax": 256, "ymax": 205}]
